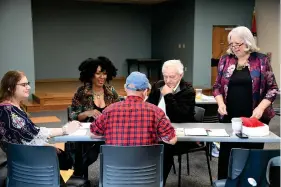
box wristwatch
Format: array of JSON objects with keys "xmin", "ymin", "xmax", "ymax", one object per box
[{"xmin": 62, "ymin": 125, "xmax": 68, "ymax": 135}]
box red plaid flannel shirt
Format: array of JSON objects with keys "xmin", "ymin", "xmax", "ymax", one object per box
[{"xmin": 90, "ymin": 96, "xmax": 175, "ymax": 145}]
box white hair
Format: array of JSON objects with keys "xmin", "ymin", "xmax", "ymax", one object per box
[
  {"xmin": 162, "ymin": 60, "xmax": 184, "ymax": 75},
  {"xmin": 226, "ymin": 26, "xmax": 260, "ymax": 54}
]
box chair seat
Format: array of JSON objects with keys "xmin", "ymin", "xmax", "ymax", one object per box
[
  {"xmin": 66, "ymin": 176, "xmax": 91, "ymax": 187},
  {"xmin": 212, "ymin": 179, "xmax": 227, "ymax": 187}
]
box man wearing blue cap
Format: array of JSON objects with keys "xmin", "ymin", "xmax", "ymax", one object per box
[{"xmin": 91, "ymin": 71, "xmax": 176, "ymax": 146}]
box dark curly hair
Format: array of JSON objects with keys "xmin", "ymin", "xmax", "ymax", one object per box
[{"xmin": 78, "ymin": 56, "xmax": 117, "ymax": 84}]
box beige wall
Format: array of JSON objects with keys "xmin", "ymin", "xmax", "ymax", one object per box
[{"xmin": 256, "ymin": 0, "xmax": 280, "ymax": 86}]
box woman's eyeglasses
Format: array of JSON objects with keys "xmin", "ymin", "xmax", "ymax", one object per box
[
  {"xmin": 17, "ymin": 82, "xmax": 30, "ymax": 87},
  {"xmin": 228, "ymin": 43, "xmax": 244, "ymax": 48}
]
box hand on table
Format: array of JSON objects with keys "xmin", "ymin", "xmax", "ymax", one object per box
[{"xmin": 64, "ymin": 120, "xmax": 81, "ymax": 134}]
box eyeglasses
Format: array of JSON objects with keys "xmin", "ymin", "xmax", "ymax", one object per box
[
  {"xmin": 17, "ymin": 82, "xmax": 30, "ymax": 87},
  {"xmin": 228, "ymin": 43, "xmax": 244, "ymax": 48}
]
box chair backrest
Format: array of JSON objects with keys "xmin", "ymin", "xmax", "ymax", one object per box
[
  {"xmin": 6, "ymin": 143, "xmax": 60, "ymax": 187},
  {"xmin": 67, "ymin": 106, "xmax": 72, "ymax": 121},
  {"xmin": 194, "ymin": 106, "xmax": 205, "ymax": 122},
  {"xmin": 266, "ymin": 156, "xmax": 280, "ymax": 186},
  {"xmin": 99, "ymin": 144, "xmax": 164, "ymax": 187}
]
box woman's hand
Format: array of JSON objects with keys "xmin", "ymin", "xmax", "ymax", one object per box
[
  {"xmin": 251, "ymin": 106, "xmax": 265, "ymax": 119},
  {"xmin": 64, "ymin": 120, "xmax": 81, "ymax": 134},
  {"xmin": 86, "ymin": 110, "xmax": 102, "ymax": 119},
  {"xmin": 218, "ymin": 103, "xmax": 228, "ymax": 116}
]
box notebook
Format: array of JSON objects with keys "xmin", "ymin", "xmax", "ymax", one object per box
[
  {"xmin": 206, "ymin": 129, "xmax": 229, "ymax": 137},
  {"xmin": 184, "ymin": 128, "xmax": 208, "ymax": 136}
]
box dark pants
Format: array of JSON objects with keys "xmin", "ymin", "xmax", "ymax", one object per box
[
  {"xmin": 73, "ymin": 142, "xmax": 103, "ymax": 178},
  {"xmin": 217, "ymin": 116, "xmax": 270, "ymax": 180},
  {"xmin": 163, "ymin": 143, "xmax": 175, "ymax": 185}
]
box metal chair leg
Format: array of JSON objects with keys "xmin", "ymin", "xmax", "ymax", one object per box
[
  {"xmin": 178, "ymin": 155, "xmax": 182, "ymax": 187},
  {"xmin": 186, "ymin": 153, "xmax": 190, "ymax": 175},
  {"xmin": 205, "ymin": 147, "xmax": 213, "ymax": 185},
  {"xmin": 172, "ymin": 158, "xmax": 176, "ymax": 174}
]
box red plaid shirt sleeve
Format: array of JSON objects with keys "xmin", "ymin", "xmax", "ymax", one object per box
[
  {"xmin": 90, "ymin": 114, "xmax": 106, "ymax": 136},
  {"xmin": 156, "ymin": 110, "xmax": 176, "ymax": 142}
]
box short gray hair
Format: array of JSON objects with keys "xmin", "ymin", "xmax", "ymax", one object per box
[
  {"xmin": 226, "ymin": 26, "xmax": 260, "ymax": 54},
  {"xmin": 162, "ymin": 60, "xmax": 184, "ymax": 75}
]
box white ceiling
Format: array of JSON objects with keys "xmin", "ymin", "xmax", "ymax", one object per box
[{"xmin": 77, "ymin": 0, "xmax": 171, "ymax": 4}]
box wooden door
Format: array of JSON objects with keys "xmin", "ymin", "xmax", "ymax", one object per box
[{"xmin": 211, "ymin": 26, "xmax": 234, "ymax": 86}]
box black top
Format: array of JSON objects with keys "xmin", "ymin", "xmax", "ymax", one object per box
[
  {"xmin": 85, "ymin": 103, "xmax": 106, "ymax": 122},
  {"xmin": 146, "ymin": 80, "xmax": 196, "ymax": 123},
  {"xmin": 226, "ymin": 66, "xmax": 253, "ymax": 119}
]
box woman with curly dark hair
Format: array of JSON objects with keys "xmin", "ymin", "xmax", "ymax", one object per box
[
  {"xmin": 70, "ymin": 56, "xmax": 120, "ymax": 122},
  {"xmin": 69, "ymin": 56, "xmax": 120, "ymax": 178}
]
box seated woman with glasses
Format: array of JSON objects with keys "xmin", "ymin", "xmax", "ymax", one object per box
[
  {"xmin": 69, "ymin": 56, "xmax": 120, "ymax": 177},
  {"xmin": 0, "ymin": 71, "xmax": 81, "ymax": 169},
  {"xmin": 212, "ymin": 26, "xmax": 279, "ymax": 180}
]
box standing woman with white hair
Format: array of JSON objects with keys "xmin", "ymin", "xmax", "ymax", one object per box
[{"xmin": 212, "ymin": 26, "xmax": 279, "ymax": 179}]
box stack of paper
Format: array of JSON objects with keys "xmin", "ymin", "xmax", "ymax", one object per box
[
  {"xmin": 184, "ymin": 128, "xmax": 208, "ymax": 136},
  {"xmin": 207, "ymin": 129, "xmax": 229, "ymax": 137},
  {"xmin": 175, "ymin": 128, "xmax": 185, "ymax": 136}
]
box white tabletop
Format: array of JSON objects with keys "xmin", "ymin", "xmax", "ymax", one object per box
[{"xmin": 50, "ymin": 123, "xmax": 280, "ymax": 143}]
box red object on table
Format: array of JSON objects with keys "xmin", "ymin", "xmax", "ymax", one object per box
[{"xmin": 241, "ymin": 117, "xmax": 264, "ymax": 127}]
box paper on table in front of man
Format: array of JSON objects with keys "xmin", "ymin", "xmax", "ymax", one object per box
[
  {"xmin": 175, "ymin": 128, "xmax": 185, "ymax": 136},
  {"xmin": 81, "ymin": 122, "xmax": 91, "ymax": 129},
  {"xmin": 184, "ymin": 128, "xmax": 208, "ymax": 136},
  {"xmin": 69, "ymin": 129, "xmax": 87, "ymax": 136},
  {"xmin": 207, "ymin": 129, "xmax": 229, "ymax": 137}
]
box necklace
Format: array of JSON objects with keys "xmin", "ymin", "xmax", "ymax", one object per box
[
  {"xmin": 93, "ymin": 92, "xmax": 104, "ymax": 99},
  {"xmin": 236, "ymin": 60, "xmax": 249, "ymax": 71}
]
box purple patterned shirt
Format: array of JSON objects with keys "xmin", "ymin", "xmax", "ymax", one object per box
[{"xmin": 213, "ymin": 52, "xmax": 279, "ymax": 120}]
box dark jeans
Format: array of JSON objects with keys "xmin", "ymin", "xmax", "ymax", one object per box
[{"xmin": 217, "ymin": 116, "xmax": 270, "ymax": 180}]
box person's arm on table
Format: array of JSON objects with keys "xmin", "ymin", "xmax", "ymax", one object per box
[{"xmin": 156, "ymin": 110, "xmax": 177, "ymax": 145}]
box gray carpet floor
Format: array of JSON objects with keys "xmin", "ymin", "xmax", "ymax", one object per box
[{"xmin": 0, "ymin": 107, "xmax": 280, "ymax": 187}]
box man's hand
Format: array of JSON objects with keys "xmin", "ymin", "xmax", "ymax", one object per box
[{"xmin": 161, "ymin": 85, "xmax": 173, "ymax": 96}]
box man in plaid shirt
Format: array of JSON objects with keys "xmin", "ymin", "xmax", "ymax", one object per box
[
  {"xmin": 90, "ymin": 71, "xmax": 177, "ymax": 146},
  {"xmin": 90, "ymin": 72, "xmax": 177, "ymax": 185}
]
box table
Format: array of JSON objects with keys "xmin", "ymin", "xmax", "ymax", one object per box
[
  {"xmin": 51, "ymin": 123, "xmax": 280, "ymax": 143},
  {"xmin": 126, "ymin": 58, "xmax": 162, "ymax": 79}
]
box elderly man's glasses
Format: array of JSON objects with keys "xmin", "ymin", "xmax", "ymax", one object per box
[
  {"xmin": 17, "ymin": 82, "xmax": 30, "ymax": 87},
  {"xmin": 228, "ymin": 43, "xmax": 244, "ymax": 48}
]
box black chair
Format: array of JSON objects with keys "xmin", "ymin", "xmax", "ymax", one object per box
[
  {"xmin": 213, "ymin": 149, "xmax": 280, "ymax": 187},
  {"xmin": 99, "ymin": 144, "xmax": 164, "ymax": 187},
  {"xmin": 6, "ymin": 143, "xmax": 90, "ymax": 187},
  {"xmin": 173, "ymin": 106, "xmax": 213, "ymax": 187}
]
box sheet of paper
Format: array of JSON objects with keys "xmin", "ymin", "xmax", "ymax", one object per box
[
  {"xmin": 201, "ymin": 94, "xmax": 216, "ymax": 101},
  {"xmin": 81, "ymin": 122, "xmax": 91, "ymax": 129},
  {"xmin": 207, "ymin": 129, "xmax": 229, "ymax": 137},
  {"xmin": 70, "ymin": 129, "xmax": 87, "ymax": 136},
  {"xmin": 184, "ymin": 128, "xmax": 207, "ymax": 136},
  {"xmin": 175, "ymin": 128, "xmax": 185, "ymax": 136},
  {"xmin": 60, "ymin": 169, "xmax": 74, "ymax": 183}
]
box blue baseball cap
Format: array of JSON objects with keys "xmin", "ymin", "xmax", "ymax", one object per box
[{"xmin": 125, "ymin": 72, "xmax": 151, "ymax": 91}]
